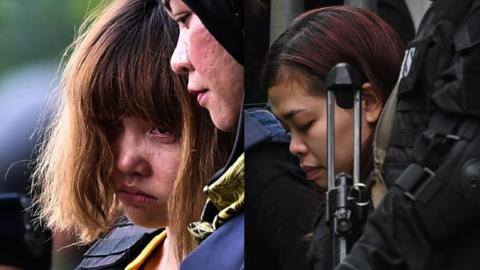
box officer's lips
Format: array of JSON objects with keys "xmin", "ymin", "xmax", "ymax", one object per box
[
  {"xmin": 188, "ymin": 87, "xmax": 209, "ymax": 107},
  {"xmin": 117, "ymin": 185, "xmax": 157, "ymax": 205}
]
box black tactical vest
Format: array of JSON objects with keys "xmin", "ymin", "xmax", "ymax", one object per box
[
  {"xmin": 76, "ymin": 218, "xmax": 162, "ymax": 270},
  {"xmin": 336, "ymin": 1, "xmax": 480, "ymax": 269},
  {"xmin": 385, "ymin": 0, "xmax": 480, "ymax": 186},
  {"xmin": 379, "ymin": 0, "xmax": 480, "ymax": 268}
]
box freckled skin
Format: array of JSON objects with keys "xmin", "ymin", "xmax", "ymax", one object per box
[
  {"xmin": 169, "ymin": 0, "xmax": 243, "ymax": 132},
  {"xmin": 111, "ymin": 117, "xmax": 179, "ymax": 228}
]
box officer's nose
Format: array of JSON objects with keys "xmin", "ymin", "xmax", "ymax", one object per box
[{"xmin": 170, "ymin": 31, "xmax": 193, "ymax": 75}]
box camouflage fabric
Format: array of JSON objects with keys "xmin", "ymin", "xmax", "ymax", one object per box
[{"xmin": 188, "ymin": 154, "xmax": 245, "ymax": 242}]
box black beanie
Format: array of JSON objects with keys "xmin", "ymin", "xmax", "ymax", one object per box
[{"xmin": 182, "ymin": 0, "xmax": 243, "ymax": 65}]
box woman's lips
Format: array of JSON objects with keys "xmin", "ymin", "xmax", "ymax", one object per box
[
  {"xmin": 188, "ymin": 88, "xmax": 208, "ymax": 107},
  {"xmin": 196, "ymin": 91, "xmax": 207, "ymax": 106},
  {"xmin": 117, "ymin": 186, "xmax": 157, "ymax": 205},
  {"xmin": 301, "ymin": 165, "xmax": 322, "ymax": 182}
]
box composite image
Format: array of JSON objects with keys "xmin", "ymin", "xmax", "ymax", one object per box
[{"xmin": 1, "ymin": 0, "xmax": 479, "ymax": 269}]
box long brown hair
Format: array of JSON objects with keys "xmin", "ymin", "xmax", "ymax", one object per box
[
  {"xmin": 33, "ymin": 0, "xmax": 229, "ymax": 260},
  {"xmin": 263, "ymin": 6, "xmax": 404, "ymax": 177}
]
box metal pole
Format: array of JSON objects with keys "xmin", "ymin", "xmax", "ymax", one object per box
[
  {"xmin": 327, "ymin": 90, "xmax": 335, "ymax": 191},
  {"xmin": 353, "ymin": 89, "xmax": 361, "ymax": 186},
  {"xmin": 338, "ymin": 232, "xmax": 347, "ymax": 262},
  {"xmin": 325, "ymin": 63, "xmax": 364, "ymax": 267}
]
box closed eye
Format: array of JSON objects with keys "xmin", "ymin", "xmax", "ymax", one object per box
[{"xmin": 297, "ymin": 121, "xmax": 314, "ymax": 133}]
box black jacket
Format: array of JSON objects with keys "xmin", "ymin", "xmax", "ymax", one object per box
[
  {"xmin": 245, "ymin": 109, "xmax": 322, "ymax": 270},
  {"xmin": 336, "ymin": 0, "xmax": 480, "ymax": 269}
]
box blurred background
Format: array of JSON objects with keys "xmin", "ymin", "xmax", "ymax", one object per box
[
  {"xmin": 0, "ymin": 1, "xmax": 102, "ymax": 269},
  {"xmin": 244, "ymin": 0, "xmax": 426, "ymax": 105}
]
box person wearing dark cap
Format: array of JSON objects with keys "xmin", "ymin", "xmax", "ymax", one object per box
[
  {"xmin": 163, "ymin": 0, "xmax": 245, "ymax": 269},
  {"xmin": 165, "ymin": 0, "xmax": 244, "ymax": 133},
  {"xmin": 164, "ymin": 0, "xmax": 324, "ymax": 269}
]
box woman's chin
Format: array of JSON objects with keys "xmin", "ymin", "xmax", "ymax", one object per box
[{"xmin": 124, "ymin": 209, "xmax": 167, "ymax": 229}]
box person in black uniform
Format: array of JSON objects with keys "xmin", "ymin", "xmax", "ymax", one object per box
[
  {"xmin": 336, "ymin": 0, "xmax": 480, "ymax": 269},
  {"xmin": 163, "ymin": 0, "xmax": 324, "ymax": 269}
]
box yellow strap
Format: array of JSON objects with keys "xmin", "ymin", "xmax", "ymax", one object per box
[{"xmin": 125, "ymin": 230, "xmax": 167, "ymax": 270}]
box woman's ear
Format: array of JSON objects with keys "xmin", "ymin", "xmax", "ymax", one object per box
[{"xmin": 361, "ymin": 82, "xmax": 383, "ymax": 124}]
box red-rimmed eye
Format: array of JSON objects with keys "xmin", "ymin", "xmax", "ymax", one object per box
[{"xmin": 149, "ymin": 127, "xmax": 176, "ymax": 143}]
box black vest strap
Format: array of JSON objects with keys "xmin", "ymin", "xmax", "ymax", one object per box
[{"xmin": 76, "ymin": 220, "xmax": 161, "ymax": 270}]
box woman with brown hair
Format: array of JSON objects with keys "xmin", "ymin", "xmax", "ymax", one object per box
[
  {"xmin": 265, "ymin": 6, "xmax": 404, "ymax": 188},
  {"xmin": 33, "ymin": 0, "xmax": 229, "ymax": 268},
  {"xmin": 260, "ymin": 6, "xmax": 405, "ymax": 270}
]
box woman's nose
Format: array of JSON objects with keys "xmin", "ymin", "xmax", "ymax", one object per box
[
  {"xmin": 170, "ymin": 32, "xmax": 193, "ymax": 75},
  {"xmin": 114, "ymin": 133, "xmax": 151, "ymax": 177},
  {"xmin": 289, "ymin": 134, "xmax": 308, "ymax": 158}
]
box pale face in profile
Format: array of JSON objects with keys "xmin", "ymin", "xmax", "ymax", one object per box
[
  {"xmin": 110, "ymin": 117, "xmax": 179, "ymax": 228},
  {"xmin": 165, "ymin": 0, "xmax": 244, "ymax": 132}
]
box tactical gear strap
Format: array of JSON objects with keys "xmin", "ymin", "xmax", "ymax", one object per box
[
  {"xmin": 77, "ymin": 221, "xmax": 159, "ymax": 269},
  {"xmin": 395, "ymin": 112, "xmax": 474, "ymax": 203},
  {"xmin": 395, "ymin": 163, "xmax": 442, "ymax": 205},
  {"xmin": 371, "ymin": 80, "xmax": 399, "ymax": 208}
]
